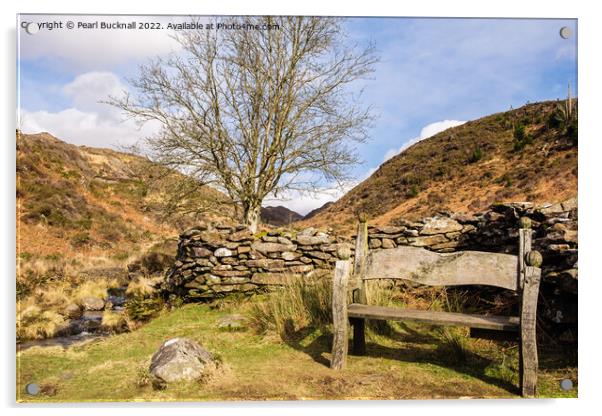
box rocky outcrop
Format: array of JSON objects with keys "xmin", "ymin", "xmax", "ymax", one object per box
[{"xmin": 149, "ymin": 338, "xmax": 219, "ymax": 385}]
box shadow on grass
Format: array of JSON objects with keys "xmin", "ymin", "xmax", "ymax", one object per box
[{"xmin": 283, "ymin": 319, "xmax": 520, "ymax": 394}]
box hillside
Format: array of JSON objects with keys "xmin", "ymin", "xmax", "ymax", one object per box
[
  {"xmin": 16, "ymin": 131, "xmax": 234, "ymax": 263},
  {"xmin": 260, "ymin": 205, "xmax": 303, "ymax": 226},
  {"xmin": 301, "ymin": 100, "xmax": 578, "ymax": 234}
]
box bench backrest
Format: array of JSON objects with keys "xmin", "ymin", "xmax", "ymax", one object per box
[
  {"xmin": 352, "ymin": 216, "xmax": 535, "ymax": 293},
  {"xmin": 364, "ymin": 246, "xmax": 519, "ymax": 291}
]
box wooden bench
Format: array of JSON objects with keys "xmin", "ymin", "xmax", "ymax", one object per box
[{"xmin": 330, "ymin": 215, "xmax": 543, "ymax": 398}]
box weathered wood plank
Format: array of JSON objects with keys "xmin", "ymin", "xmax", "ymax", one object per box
[
  {"xmin": 353, "ymin": 216, "xmax": 369, "ymax": 304},
  {"xmin": 348, "ymin": 303, "xmax": 520, "ymax": 331},
  {"xmin": 364, "ymin": 246, "xmax": 519, "ymax": 291},
  {"xmin": 518, "ymin": 224, "xmax": 532, "ymax": 289},
  {"xmin": 331, "ymin": 260, "xmax": 351, "ymax": 370},
  {"xmin": 520, "ymin": 265, "xmax": 541, "ymax": 397}
]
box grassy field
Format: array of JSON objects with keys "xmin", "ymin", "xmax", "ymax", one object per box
[{"xmin": 16, "ymin": 302, "xmax": 577, "ymax": 402}]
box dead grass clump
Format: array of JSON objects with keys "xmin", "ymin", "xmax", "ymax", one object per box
[
  {"xmin": 17, "ymin": 302, "xmax": 66, "ymax": 340},
  {"xmin": 126, "ymin": 277, "xmax": 160, "ymax": 297},
  {"xmin": 73, "ymin": 278, "xmax": 119, "ymax": 303},
  {"xmin": 101, "ymin": 311, "xmax": 129, "ymax": 333}
]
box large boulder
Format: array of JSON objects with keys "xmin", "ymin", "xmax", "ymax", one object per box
[{"xmin": 149, "ymin": 338, "xmax": 219, "ymax": 384}]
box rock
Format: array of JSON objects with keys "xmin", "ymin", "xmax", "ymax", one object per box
[
  {"xmin": 149, "ymin": 338, "xmax": 218, "ymax": 384},
  {"xmin": 537, "ymin": 202, "xmax": 565, "ymax": 216},
  {"xmin": 368, "ymin": 238, "xmax": 382, "ymax": 249},
  {"xmin": 277, "ymin": 237, "xmax": 294, "ymax": 245},
  {"xmin": 404, "ymin": 229, "xmax": 419, "ymax": 237},
  {"xmin": 191, "ymin": 246, "xmax": 212, "ymax": 258},
  {"xmin": 251, "ymin": 241, "xmax": 296, "ymax": 253},
  {"xmin": 375, "ymin": 225, "xmax": 406, "ymax": 234},
  {"xmin": 296, "ymin": 234, "xmax": 331, "ymax": 245},
  {"xmin": 420, "ymin": 217, "xmax": 463, "ymax": 235},
  {"xmin": 298, "ymin": 227, "xmax": 317, "ymax": 236},
  {"xmin": 80, "ymin": 297, "xmax": 105, "ymax": 311},
  {"xmin": 281, "ymin": 251, "xmax": 301, "ymax": 261},
  {"xmin": 237, "ymin": 245, "xmax": 251, "ymax": 254},
  {"xmin": 381, "ymin": 238, "xmax": 396, "ymax": 249},
  {"xmin": 251, "ymin": 272, "xmax": 301, "ymax": 285},
  {"xmin": 212, "ymin": 269, "xmax": 250, "ymax": 277},
  {"xmin": 407, "ymin": 234, "xmax": 448, "ymax": 247},
  {"xmin": 288, "ymin": 264, "xmax": 314, "ymax": 273},
  {"xmin": 306, "ymin": 251, "xmax": 331, "ymax": 260},
  {"xmin": 63, "ymin": 303, "xmax": 82, "ymax": 319},
  {"xmin": 216, "ymin": 314, "xmax": 247, "ymax": 330},
  {"xmin": 214, "ymin": 248, "xmax": 233, "ymax": 257},
  {"xmin": 246, "ymin": 259, "xmax": 285, "ymax": 270},
  {"xmin": 228, "ymin": 230, "xmax": 253, "ymax": 242},
  {"xmin": 197, "ymin": 231, "xmax": 224, "ymax": 246}
]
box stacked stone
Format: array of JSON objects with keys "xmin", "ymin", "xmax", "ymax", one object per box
[
  {"xmin": 363, "ymin": 198, "xmax": 577, "ymax": 297},
  {"xmin": 163, "ymin": 224, "xmax": 348, "ymax": 300},
  {"xmin": 363, "ymin": 217, "xmax": 473, "ymax": 253}
]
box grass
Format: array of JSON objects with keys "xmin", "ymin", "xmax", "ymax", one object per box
[{"xmin": 17, "ymin": 302, "xmax": 577, "ymax": 402}]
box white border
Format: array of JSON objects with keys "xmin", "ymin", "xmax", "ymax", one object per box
[{"xmin": 3, "ymin": 1, "xmax": 601, "ymax": 415}]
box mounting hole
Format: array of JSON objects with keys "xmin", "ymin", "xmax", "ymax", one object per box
[
  {"xmin": 25, "ymin": 383, "xmax": 40, "ymax": 395},
  {"xmin": 560, "ymin": 378, "xmax": 573, "ymax": 391},
  {"xmin": 559, "ymin": 26, "xmax": 572, "ymax": 40}
]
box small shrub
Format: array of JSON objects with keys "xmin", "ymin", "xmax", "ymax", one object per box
[
  {"xmin": 513, "ymin": 123, "xmax": 526, "ymax": 141},
  {"xmin": 406, "ymin": 185, "xmax": 419, "ymax": 198},
  {"xmin": 468, "ymin": 146, "xmax": 483, "ymax": 163},
  {"xmin": 70, "ymin": 232, "xmax": 93, "ymax": 248}
]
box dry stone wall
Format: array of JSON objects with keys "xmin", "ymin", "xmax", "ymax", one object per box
[
  {"xmin": 162, "ymin": 225, "xmax": 351, "ymax": 300},
  {"xmin": 163, "ymin": 198, "xmax": 577, "ymax": 342}
]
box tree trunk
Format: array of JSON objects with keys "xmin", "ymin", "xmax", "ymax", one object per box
[{"xmin": 243, "ymin": 203, "xmax": 261, "ymax": 233}]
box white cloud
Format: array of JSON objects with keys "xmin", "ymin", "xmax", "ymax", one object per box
[
  {"xmin": 18, "ymin": 15, "xmax": 190, "ymax": 69},
  {"xmin": 19, "ymin": 71, "xmax": 160, "ymax": 149},
  {"xmin": 62, "ymin": 71, "xmax": 125, "ymax": 116},
  {"xmin": 383, "ymin": 119, "xmax": 465, "ymax": 162}
]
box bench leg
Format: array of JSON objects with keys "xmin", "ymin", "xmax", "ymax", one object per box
[
  {"xmin": 351, "ymin": 318, "xmax": 366, "ymax": 355},
  {"xmin": 519, "ymin": 266, "xmax": 541, "ymax": 397}
]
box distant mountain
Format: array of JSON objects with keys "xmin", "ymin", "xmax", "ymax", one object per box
[
  {"xmin": 260, "ymin": 205, "xmax": 303, "ymax": 226},
  {"xmin": 301, "ymin": 100, "xmax": 578, "ymax": 234}
]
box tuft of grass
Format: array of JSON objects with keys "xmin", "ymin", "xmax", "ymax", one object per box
[
  {"xmin": 126, "ymin": 277, "xmax": 159, "ymax": 297},
  {"xmin": 436, "ymin": 327, "xmax": 471, "ymax": 363},
  {"xmin": 73, "ymin": 279, "xmax": 119, "ymax": 303},
  {"xmin": 17, "ymin": 303, "xmax": 66, "ymax": 340},
  {"xmin": 246, "ymin": 274, "xmax": 332, "ymax": 338},
  {"xmin": 101, "ymin": 311, "xmax": 129, "ymax": 333}
]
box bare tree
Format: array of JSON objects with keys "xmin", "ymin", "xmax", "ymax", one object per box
[{"xmin": 110, "ymin": 16, "xmax": 377, "ymax": 232}]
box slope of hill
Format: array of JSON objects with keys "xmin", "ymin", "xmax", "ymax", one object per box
[
  {"xmin": 16, "ymin": 131, "xmax": 234, "ymax": 262},
  {"xmin": 301, "ymin": 100, "xmax": 578, "ymax": 234},
  {"xmin": 260, "ymin": 205, "xmax": 303, "ymax": 226}
]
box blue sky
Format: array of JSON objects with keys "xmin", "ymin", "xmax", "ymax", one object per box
[{"xmin": 17, "ymin": 15, "xmax": 577, "ymax": 214}]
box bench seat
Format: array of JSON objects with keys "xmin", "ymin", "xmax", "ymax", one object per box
[{"xmin": 348, "ymin": 303, "xmax": 520, "ymax": 331}]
